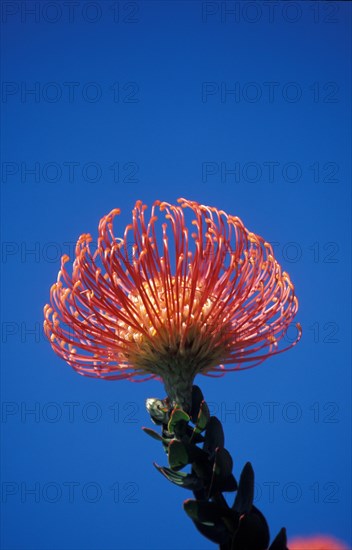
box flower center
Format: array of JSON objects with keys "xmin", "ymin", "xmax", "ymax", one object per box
[{"xmin": 115, "ymin": 277, "xmax": 228, "ymax": 403}]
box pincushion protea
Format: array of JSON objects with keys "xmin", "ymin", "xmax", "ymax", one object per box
[
  {"xmin": 44, "ymin": 198, "xmax": 301, "ymax": 410},
  {"xmin": 289, "ymin": 536, "xmax": 350, "ymax": 550}
]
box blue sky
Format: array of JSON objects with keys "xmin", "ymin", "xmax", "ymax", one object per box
[{"xmin": 1, "ymin": 1, "xmax": 351, "ymax": 549}]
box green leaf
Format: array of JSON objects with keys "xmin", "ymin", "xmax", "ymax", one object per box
[
  {"xmin": 183, "ymin": 499, "xmax": 231, "ymax": 526},
  {"xmin": 168, "ymin": 407, "xmax": 190, "ymax": 434},
  {"xmin": 142, "ymin": 427, "xmax": 164, "ymax": 442},
  {"xmin": 193, "ymin": 400, "xmax": 210, "ymax": 434},
  {"xmin": 230, "ymin": 506, "xmax": 270, "ymax": 550},
  {"xmin": 208, "ymin": 447, "xmax": 237, "ymax": 496},
  {"xmin": 213, "ymin": 448, "xmax": 233, "ymax": 478},
  {"xmin": 203, "ymin": 417, "xmax": 225, "ymax": 454},
  {"xmin": 232, "ymin": 462, "xmax": 254, "ymax": 514},
  {"xmin": 168, "ymin": 439, "xmax": 189, "ymax": 470},
  {"xmin": 190, "ymin": 385, "xmax": 204, "ymax": 423},
  {"xmin": 268, "ymin": 528, "xmax": 288, "ymax": 550},
  {"xmin": 185, "ymin": 425, "xmax": 205, "ymax": 444},
  {"xmin": 153, "ymin": 463, "xmax": 203, "ymax": 491},
  {"xmin": 191, "ymin": 518, "xmax": 232, "ymax": 545}
]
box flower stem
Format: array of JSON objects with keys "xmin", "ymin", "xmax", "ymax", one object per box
[{"xmin": 162, "ymin": 370, "xmax": 195, "ymax": 412}]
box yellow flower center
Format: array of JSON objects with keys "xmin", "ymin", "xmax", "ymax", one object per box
[{"xmin": 116, "ymin": 277, "xmax": 228, "ymax": 380}]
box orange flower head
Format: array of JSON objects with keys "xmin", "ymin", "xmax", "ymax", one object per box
[
  {"xmin": 289, "ymin": 535, "xmax": 350, "ymax": 550},
  {"xmin": 44, "ymin": 198, "xmax": 301, "ymax": 410}
]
